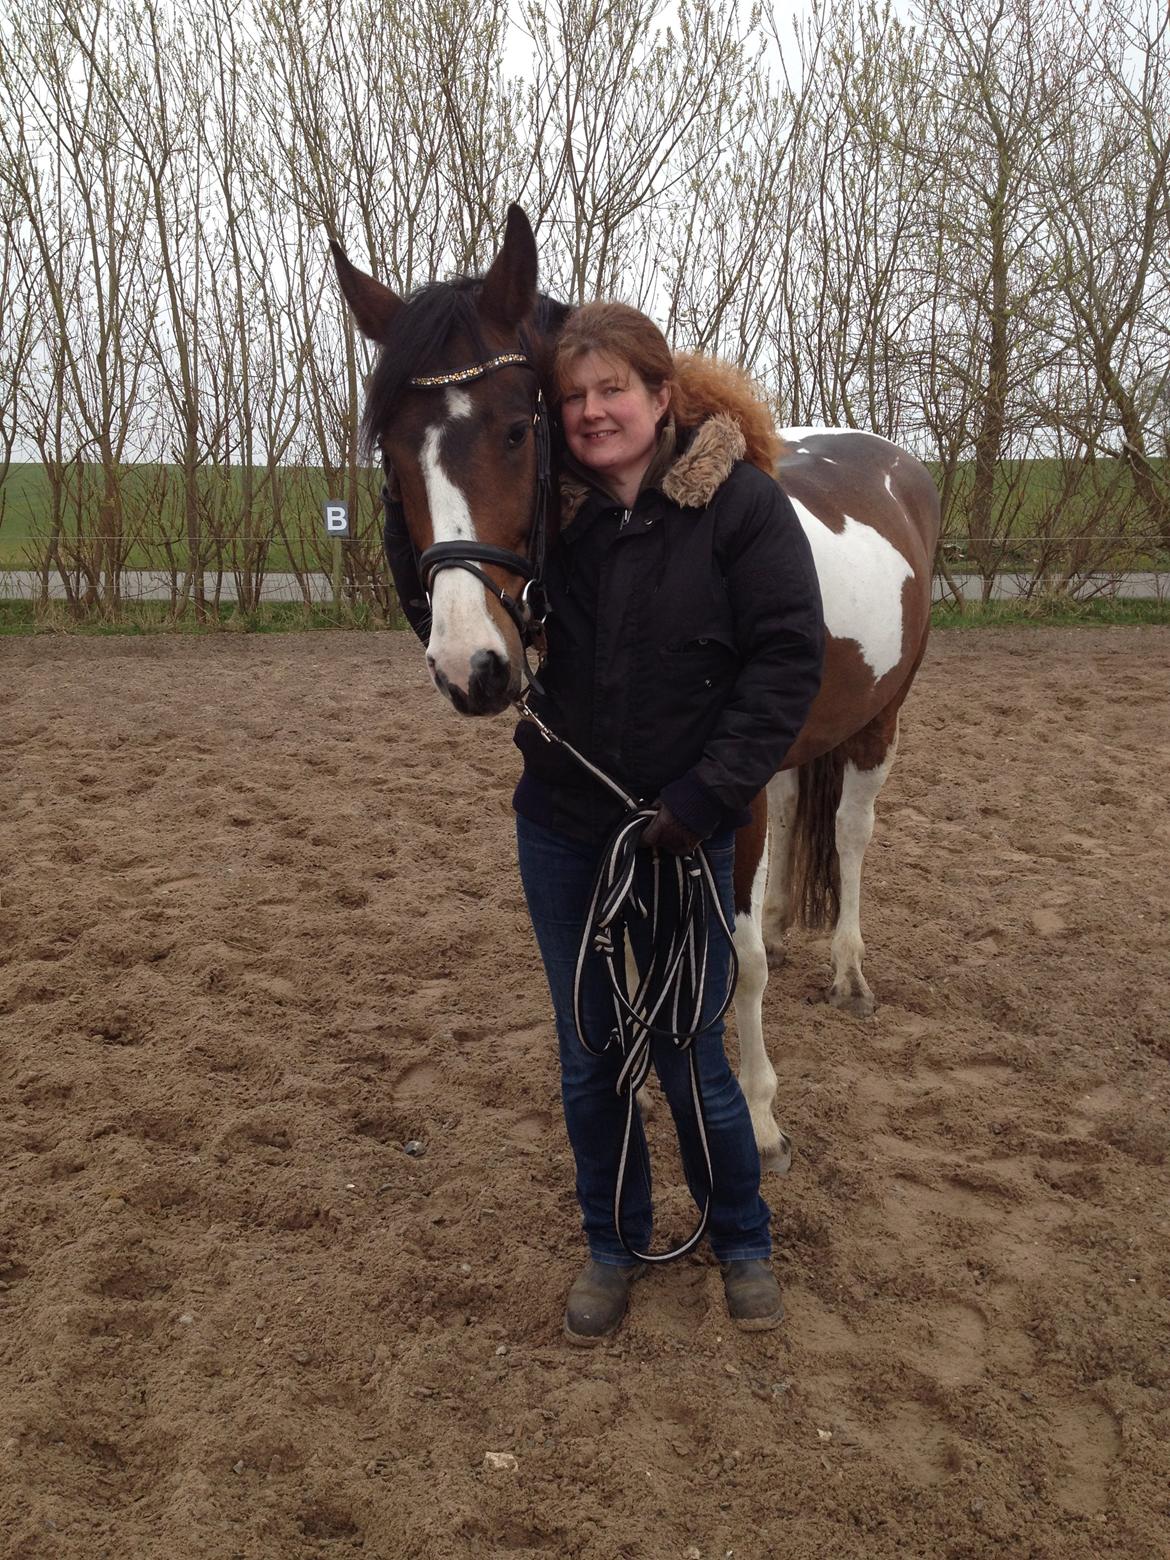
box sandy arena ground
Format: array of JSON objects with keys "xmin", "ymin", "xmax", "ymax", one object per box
[{"xmin": 1, "ymin": 626, "xmax": 1168, "ymax": 1560}]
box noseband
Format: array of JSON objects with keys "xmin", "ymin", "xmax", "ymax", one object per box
[{"xmin": 380, "ymin": 351, "xmax": 553, "ymax": 652}]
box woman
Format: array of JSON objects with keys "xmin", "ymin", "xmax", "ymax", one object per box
[{"xmin": 513, "ymin": 302, "xmax": 825, "ymax": 1343}]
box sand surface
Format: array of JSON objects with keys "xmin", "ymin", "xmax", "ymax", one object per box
[{"xmin": 2, "ymin": 626, "xmax": 1168, "ymax": 1559}]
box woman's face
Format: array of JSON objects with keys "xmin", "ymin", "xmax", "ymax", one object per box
[{"xmin": 560, "ymin": 350, "xmax": 670, "ymax": 495}]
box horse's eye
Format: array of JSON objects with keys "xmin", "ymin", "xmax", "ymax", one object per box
[{"xmin": 505, "ymin": 421, "xmax": 529, "ymax": 450}]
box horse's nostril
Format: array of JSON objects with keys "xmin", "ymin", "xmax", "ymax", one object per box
[
  {"xmin": 471, "ymin": 648, "xmax": 508, "ymax": 692},
  {"xmin": 468, "ymin": 650, "xmax": 509, "ymax": 705}
]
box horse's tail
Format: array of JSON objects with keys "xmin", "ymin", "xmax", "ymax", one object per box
[{"xmin": 788, "ymin": 748, "xmax": 844, "ymax": 930}]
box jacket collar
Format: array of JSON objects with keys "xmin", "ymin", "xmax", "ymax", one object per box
[{"xmin": 561, "ymin": 412, "xmax": 747, "ymax": 526}]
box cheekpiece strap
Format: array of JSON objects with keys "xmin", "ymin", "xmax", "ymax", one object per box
[{"xmin": 408, "ymin": 353, "xmax": 532, "ymax": 388}]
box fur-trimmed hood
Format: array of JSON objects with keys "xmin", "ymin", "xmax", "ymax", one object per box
[
  {"xmin": 560, "ymin": 352, "xmax": 779, "ymax": 524},
  {"xmin": 659, "ymin": 413, "xmax": 747, "ymax": 507}
]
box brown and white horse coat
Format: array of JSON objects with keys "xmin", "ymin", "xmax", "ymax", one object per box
[{"xmin": 729, "ymin": 426, "xmax": 939, "ymax": 1169}]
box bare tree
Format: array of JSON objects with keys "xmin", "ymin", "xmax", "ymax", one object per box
[
  {"xmin": 519, "ymin": 0, "xmax": 760, "ymax": 307},
  {"xmin": 2, "ymin": 0, "xmax": 1165, "ymax": 620},
  {"xmin": 1040, "ymin": 0, "xmax": 1170, "ymax": 547},
  {"xmin": 903, "ymin": 0, "xmax": 1088, "ymax": 595}
]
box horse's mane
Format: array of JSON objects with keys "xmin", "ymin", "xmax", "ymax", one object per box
[
  {"xmin": 360, "ymin": 277, "xmax": 569, "ymax": 456},
  {"xmin": 671, "ymin": 353, "xmax": 782, "ymax": 476}
]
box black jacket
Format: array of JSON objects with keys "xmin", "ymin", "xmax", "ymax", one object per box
[{"xmin": 513, "ymin": 413, "xmax": 825, "ymax": 844}]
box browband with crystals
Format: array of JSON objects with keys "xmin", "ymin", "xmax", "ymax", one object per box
[{"xmin": 408, "ymin": 352, "xmax": 531, "ymax": 388}]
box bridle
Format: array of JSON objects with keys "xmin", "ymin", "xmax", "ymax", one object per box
[{"xmin": 380, "ymin": 349, "xmax": 553, "ymax": 653}]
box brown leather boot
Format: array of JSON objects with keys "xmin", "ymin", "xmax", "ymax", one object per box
[
  {"xmin": 564, "ymin": 1259, "xmax": 646, "ymax": 1345},
  {"xmin": 721, "ymin": 1259, "xmax": 785, "ymax": 1330}
]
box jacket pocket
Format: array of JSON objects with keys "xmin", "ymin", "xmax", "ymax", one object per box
[
  {"xmin": 660, "ymin": 626, "xmax": 740, "ymax": 682},
  {"xmin": 649, "ymin": 629, "xmax": 741, "ymax": 766},
  {"xmin": 664, "ymin": 625, "xmax": 738, "ymax": 655}
]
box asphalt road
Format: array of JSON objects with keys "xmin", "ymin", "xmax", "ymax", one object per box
[{"xmin": 1, "ymin": 567, "xmax": 1166, "ymax": 604}]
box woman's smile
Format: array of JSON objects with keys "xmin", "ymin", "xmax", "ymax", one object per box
[{"xmin": 560, "ymin": 349, "xmax": 671, "ymax": 503}]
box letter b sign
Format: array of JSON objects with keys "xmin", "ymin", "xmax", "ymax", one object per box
[{"xmin": 323, "ymin": 500, "xmax": 349, "ymax": 537}]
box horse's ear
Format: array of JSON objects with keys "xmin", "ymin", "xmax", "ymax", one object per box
[
  {"xmin": 330, "ymin": 240, "xmax": 403, "ymax": 343},
  {"xmin": 479, "ymin": 205, "xmax": 538, "ymax": 329}
]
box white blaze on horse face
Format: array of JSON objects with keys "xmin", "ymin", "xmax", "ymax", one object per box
[
  {"xmin": 789, "ymin": 497, "xmax": 913, "ymax": 681},
  {"xmin": 421, "ymin": 389, "xmax": 507, "ymax": 688}
]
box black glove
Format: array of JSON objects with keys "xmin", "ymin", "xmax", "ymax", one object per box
[{"xmin": 642, "ymin": 802, "xmax": 703, "ymax": 855}]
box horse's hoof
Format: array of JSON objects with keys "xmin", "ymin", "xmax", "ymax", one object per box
[
  {"xmin": 827, "ymin": 984, "xmax": 876, "ymax": 1019},
  {"xmin": 764, "ymin": 941, "xmax": 788, "ymax": 972},
  {"xmin": 759, "ymin": 1131, "xmax": 793, "ymax": 1176}
]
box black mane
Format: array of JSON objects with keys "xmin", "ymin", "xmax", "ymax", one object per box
[{"xmin": 360, "ymin": 277, "xmax": 569, "ymax": 457}]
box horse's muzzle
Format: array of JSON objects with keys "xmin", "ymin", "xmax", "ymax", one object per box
[{"xmin": 429, "ymin": 648, "xmax": 516, "ymax": 717}]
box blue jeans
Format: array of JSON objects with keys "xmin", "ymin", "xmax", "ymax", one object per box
[{"xmin": 516, "ymin": 813, "xmax": 772, "ymax": 1266}]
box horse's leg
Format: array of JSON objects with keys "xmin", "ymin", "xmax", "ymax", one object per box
[
  {"xmin": 732, "ymin": 796, "xmax": 791, "ymax": 1174},
  {"xmin": 827, "ymin": 718, "xmax": 899, "ymax": 1018},
  {"xmin": 761, "ymin": 767, "xmax": 799, "ymax": 969}
]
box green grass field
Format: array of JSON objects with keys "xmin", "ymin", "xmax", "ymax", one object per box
[
  {"xmin": 0, "ymin": 462, "xmax": 386, "ymax": 575},
  {"xmin": 930, "ymin": 597, "xmax": 1170, "ymax": 629},
  {"xmin": 0, "ymin": 599, "xmax": 394, "ymax": 636},
  {"xmin": 2, "ymin": 455, "xmax": 1167, "ymax": 648},
  {"xmin": 934, "ymin": 456, "xmax": 1169, "ymax": 572},
  {"xmin": 2, "ymin": 595, "xmax": 1167, "ymax": 639},
  {"xmin": 3, "ymin": 457, "xmax": 1167, "ymax": 573}
]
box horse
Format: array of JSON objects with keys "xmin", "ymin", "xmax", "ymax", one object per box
[{"xmin": 330, "ymin": 205, "xmax": 940, "ymax": 1173}]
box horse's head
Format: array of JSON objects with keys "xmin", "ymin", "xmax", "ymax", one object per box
[{"xmin": 331, "ymin": 206, "xmax": 563, "ymax": 716}]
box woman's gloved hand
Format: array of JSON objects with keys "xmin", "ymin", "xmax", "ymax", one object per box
[{"xmin": 642, "ymin": 802, "xmax": 703, "ymax": 855}]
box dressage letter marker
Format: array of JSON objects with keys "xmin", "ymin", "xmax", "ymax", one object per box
[
  {"xmin": 324, "ymin": 500, "xmax": 349, "ymax": 613},
  {"xmin": 323, "ymin": 500, "xmax": 349, "ymax": 536}
]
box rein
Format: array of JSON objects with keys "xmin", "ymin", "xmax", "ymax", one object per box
[
  {"xmin": 380, "ymin": 351, "xmax": 553, "ymax": 652},
  {"xmin": 515, "ymin": 696, "xmax": 739, "ymax": 1264}
]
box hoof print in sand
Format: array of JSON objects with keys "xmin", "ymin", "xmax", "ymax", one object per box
[
  {"xmin": 393, "ymin": 1061, "xmax": 440, "ymax": 1104},
  {"xmin": 880, "ymin": 1402, "xmax": 962, "ymax": 1486},
  {"xmin": 1049, "ymin": 1397, "xmax": 1122, "ymax": 1515},
  {"xmin": 510, "ymin": 1111, "xmax": 552, "ymax": 1144}
]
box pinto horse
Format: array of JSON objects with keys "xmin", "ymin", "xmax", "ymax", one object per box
[{"xmin": 331, "ymin": 206, "xmax": 940, "ymax": 1172}]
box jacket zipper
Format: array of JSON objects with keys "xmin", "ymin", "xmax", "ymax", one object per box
[{"xmin": 619, "ymin": 508, "xmax": 631, "ymax": 531}]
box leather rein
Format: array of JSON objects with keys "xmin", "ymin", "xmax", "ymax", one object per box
[{"xmin": 379, "ymin": 350, "xmax": 553, "ymax": 652}]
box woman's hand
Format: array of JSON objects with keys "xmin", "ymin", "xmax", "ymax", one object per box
[{"xmin": 642, "ymin": 803, "xmax": 702, "ymax": 855}]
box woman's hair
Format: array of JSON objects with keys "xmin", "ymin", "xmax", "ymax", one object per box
[
  {"xmin": 552, "ymin": 301, "xmax": 781, "ymax": 473},
  {"xmin": 552, "ymin": 301, "xmax": 674, "ymax": 404}
]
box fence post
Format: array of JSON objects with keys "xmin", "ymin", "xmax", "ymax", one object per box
[{"xmin": 324, "ymin": 499, "xmax": 349, "ymax": 616}]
